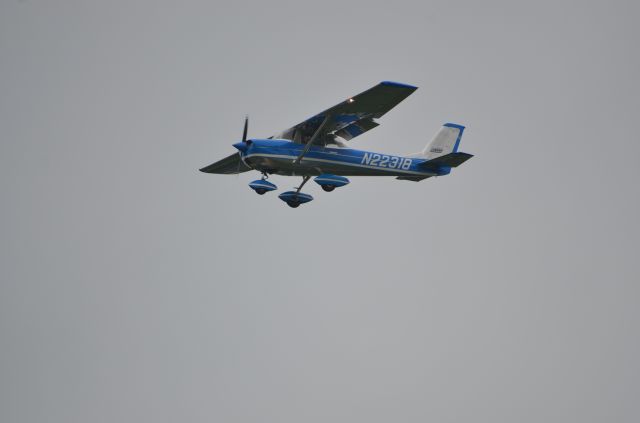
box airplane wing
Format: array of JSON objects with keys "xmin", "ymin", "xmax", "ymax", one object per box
[
  {"xmin": 199, "ymin": 152, "xmax": 251, "ymax": 174},
  {"xmin": 273, "ymin": 81, "xmax": 418, "ymax": 145}
]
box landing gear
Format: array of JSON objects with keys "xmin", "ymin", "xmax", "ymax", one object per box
[
  {"xmin": 248, "ymin": 172, "xmax": 277, "ymax": 195},
  {"xmin": 296, "ymin": 175, "xmax": 311, "ymax": 192},
  {"xmin": 278, "ymin": 176, "xmax": 313, "ymax": 208},
  {"xmin": 286, "ymin": 200, "xmax": 300, "ymax": 208},
  {"xmin": 314, "ymin": 174, "xmax": 349, "ymax": 192}
]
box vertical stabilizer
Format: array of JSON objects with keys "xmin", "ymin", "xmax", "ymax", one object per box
[{"xmin": 421, "ymin": 123, "xmax": 465, "ymax": 159}]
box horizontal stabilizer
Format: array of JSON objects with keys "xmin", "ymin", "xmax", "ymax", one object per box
[
  {"xmin": 421, "ymin": 152, "xmax": 473, "ymax": 168},
  {"xmin": 199, "ymin": 152, "xmax": 251, "ymax": 174},
  {"xmin": 396, "ymin": 176, "xmax": 431, "ymax": 182}
]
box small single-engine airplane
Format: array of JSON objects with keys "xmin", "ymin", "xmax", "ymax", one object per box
[{"xmin": 200, "ymin": 81, "xmax": 472, "ymax": 208}]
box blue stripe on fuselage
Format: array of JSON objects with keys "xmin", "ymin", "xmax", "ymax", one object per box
[{"xmin": 241, "ymin": 139, "xmax": 443, "ymax": 176}]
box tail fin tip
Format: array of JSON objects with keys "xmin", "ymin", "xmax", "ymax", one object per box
[{"xmin": 443, "ymin": 122, "xmax": 465, "ymax": 131}]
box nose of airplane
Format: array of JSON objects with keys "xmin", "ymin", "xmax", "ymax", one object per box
[{"xmin": 233, "ymin": 142, "xmax": 248, "ymax": 153}]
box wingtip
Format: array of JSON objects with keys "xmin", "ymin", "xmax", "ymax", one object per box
[{"xmin": 380, "ymin": 80, "xmax": 418, "ymax": 90}]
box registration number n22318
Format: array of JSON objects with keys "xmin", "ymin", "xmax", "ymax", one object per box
[{"xmin": 361, "ymin": 153, "xmax": 412, "ymax": 170}]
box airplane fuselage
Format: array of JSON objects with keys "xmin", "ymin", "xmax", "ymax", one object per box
[{"xmin": 235, "ymin": 139, "xmax": 445, "ymax": 178}]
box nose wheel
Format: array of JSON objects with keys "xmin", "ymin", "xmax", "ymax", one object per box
[{"xmin": 248, "ymin": 175, "xmax": 277, "ymax": 195}]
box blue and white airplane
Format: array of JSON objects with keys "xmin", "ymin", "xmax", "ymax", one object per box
[{"xmin": 200, "ymin": 81, "xmax": 472, "ymax": 208}]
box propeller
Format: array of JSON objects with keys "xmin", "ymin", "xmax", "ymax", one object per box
[
  {"xmin": 242, "ymin": 115, "xmax": 249, "ymax": 143},
  {"xmin": 237, "ymin": 115, "xmax": 249, "ymax": 175}
]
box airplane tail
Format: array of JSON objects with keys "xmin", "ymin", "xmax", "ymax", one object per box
[
  {"xmin": 399, "ymin": 123, "xmax": 471, "ymax": 181},
  {"xmin": 419, "ymin": 123, "xmax": 465, "ymax": 159}
]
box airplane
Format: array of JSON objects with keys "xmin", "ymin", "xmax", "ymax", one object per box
[{"xmin": 199, "ymin": 81, "xmax": 472, "ymax": 208}]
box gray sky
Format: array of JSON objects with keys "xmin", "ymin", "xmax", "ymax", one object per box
[{"xmin": 1, "ymin": 1, "xmax": 639, "ymax": 422}]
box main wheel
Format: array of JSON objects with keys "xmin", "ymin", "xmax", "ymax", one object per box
[
  {"xmin": 321, "ymin": 185, "xmax": 335, "ymax": 192},
  {"xmin": 286, "ymin": 200, "xmax": 300, "ymax": 208},
  {"xmin": 255, "ymin": 188, "xmax": 267, "ymax": 195}
]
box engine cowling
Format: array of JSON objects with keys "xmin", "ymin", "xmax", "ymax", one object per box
[{"xmin": 314, "ymin": 174, "xmax": 349, "ymax": 192}]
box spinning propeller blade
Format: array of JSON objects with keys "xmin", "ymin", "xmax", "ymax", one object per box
[
  {"xmin": 237, "ymin": 116, "xmax": 249, "ymax": 175},
  {"xmin": 242, "ymin": 115, "xmax": 248, "ymax": 143}
]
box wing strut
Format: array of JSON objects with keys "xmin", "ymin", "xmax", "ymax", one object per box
[{"xmin": 293, "ymin": 114, "xmax": 332, "ymax": 165}]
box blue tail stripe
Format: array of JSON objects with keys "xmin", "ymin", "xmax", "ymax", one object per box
[{"xmin": 443, "ymin": 123, "xmax": 465, "ymax": 153}]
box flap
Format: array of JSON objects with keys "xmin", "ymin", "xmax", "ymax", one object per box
[{"xmin": 334, "ymin": 117, "xmax": 380, "ymax": 141}]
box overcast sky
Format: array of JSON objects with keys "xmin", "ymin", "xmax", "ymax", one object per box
[{"xmin": 1, "ymin": 1, "xmax": 639, "ymax": 422}]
